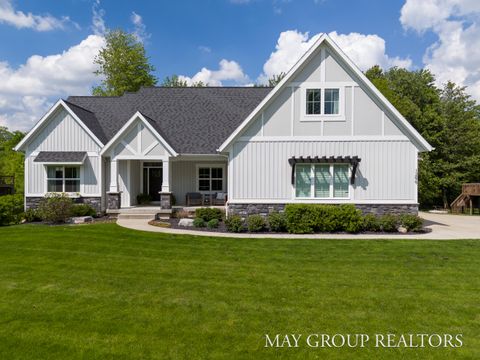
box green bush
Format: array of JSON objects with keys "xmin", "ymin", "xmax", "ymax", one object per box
[
  {"xmin": 247, "ymin": 215, "xmax": 266, "ymax": 232},
  {"xmin": 363, "ymin": 214, "xmax": 380, "ymax": 232},
  {"xmin": 206, "ymin": 218, "xmax": 219, "ymax": 229},
  {"xmin": 285, "ymin": 204, "xmax": 318, "ymax": 234},
  {"xmin": 0, "ymin": 194, "xmax": 24, "ymax": 226},
  {"xmin": 38, "ymin": 193, "xmax": 74, "ymax": 223},
  {"xmin": 24, "ymin": 208, "xmax": 42, "ymax": 222},
  {"xmin": 399, "ymin": 214, "xmax": 423, "ymax": 232},
  {"xmin": 267, "ymin": 212, "xmax": 287, "ymax": 232},
  {"xmin": 192, "ymin": 217, "xmax": 206, "ymax": 228},
  {"xmin": 71, "ymin": 204, "xmax": 97, "ymax": 217},
  {"xmin": 378, "ymin": 214, "xmax": 399, "ymax": 232},
  {"xmin": 225, "ymin": 215, "xmax": 244, "ymax": 233},
  {"xmin": 336, "ymin": 204, "xmax": 364, "ymax": 233},
  {"xmin": 136, "ymin": 193, "xmax": 152, "ymax": 205},
  {"xmin": 195, "ymin": 207, "xmax": 224, "ymax": 222}
]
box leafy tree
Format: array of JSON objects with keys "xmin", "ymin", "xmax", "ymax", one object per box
[
  {"xmin": 268, "ymin": 72, "xmax": 286, "ymax": 87},
  {"xmin": 0, "ymin": 127, "xmax": 25, "ymax": 194},
  {"xmin": 366, "ymin": 66, "xmax": 480, "ymax": 208},
  {"xmin": 162, "ymin": 75, "xmax": 206, "ymax": 87},
  {"xmin": 93, "ymin": 29, "xmax": 157, "ymax": 96}
]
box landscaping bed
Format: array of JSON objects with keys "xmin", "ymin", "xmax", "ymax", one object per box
[{"xmin": 150, "ymin": 204, "xmax": 428, "ymax": 235}]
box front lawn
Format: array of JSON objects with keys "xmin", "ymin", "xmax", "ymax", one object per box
[{"xmin": 0, "ymin": 223, "xmax": 478, "ymax": 359}]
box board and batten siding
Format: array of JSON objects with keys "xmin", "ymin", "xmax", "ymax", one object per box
[
  {"xmin": 25, "ymin": 108, "xmax": 102, "ymax": 196},
  {"xmin": 230, "ymin": 140, "xmax": 417, "ymax": 202}
]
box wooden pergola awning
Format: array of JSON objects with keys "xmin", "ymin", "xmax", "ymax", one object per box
[{"xmin": 288, "ymin": 156, "xmax": 361, "ymax": 185}]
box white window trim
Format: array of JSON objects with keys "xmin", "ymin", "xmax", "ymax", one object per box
[
  {"xmin": 45, "ymin": 165, "xmax": 81, "ymax": 195},
  {"xmin": 294, "ymin": 163, "xmax": 351, "ymax": 200},
  {"xmin": 300, "ymin": 84, "xmax": 345, "ymax": 122},
  {"xmin": 195, "ymin": 164, "xmax": 226, "ymax": 193}
]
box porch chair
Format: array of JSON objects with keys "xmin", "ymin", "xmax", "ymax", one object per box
[
  {"xmin": 186, "ymin": 192, "xmax": 203, "ymax": 206},
  {"xmin": 212, "ymin": 192, "xmax": 227, "ymax": 206}
]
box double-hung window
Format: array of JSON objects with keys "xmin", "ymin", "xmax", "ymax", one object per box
[
  {"xmin": 198, "ymin": 166, "xmax": 224, "ymax": 192},
  {"xmin": 295, "ymin": 164, "xmax": 349, "ymax": 198},
  {"xmin": 47, "ymin": 166, "xmax": 80, "ymax": 193}
]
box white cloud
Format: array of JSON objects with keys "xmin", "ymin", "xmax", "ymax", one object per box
[
  {"xmin": 91, "ymin": 0, "xmax": 106, "ymax": 35},
  {"xmin": 400, "ymin": 0, "xmax": 480, "ymax": 100},
  {"xmin": 198, "ymin": 45, "xmax": 211, "ymax": 53},
  {"xmin": 0, "ymin": 35, "xmax": 105, "ymax": 130},
  {"xmin": 0, "ymin": 0, "xmax": 76, "ymax": 31},
  {"xmin": 131, "ymin": 11, "xmax": 150, "ymax": 43},
  {"xmin": 179, "ymin": 59, "xmax": 249, "ymax": 86},
  {"xmin": 258, "ymin": 30, "xmax": 411, "ymax": 83}
]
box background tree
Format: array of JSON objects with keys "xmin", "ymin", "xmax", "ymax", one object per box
[
  {"xmin": 162, "ymin": 75, "xmax": 206, "ymax": 87},
  {"xmin": 93, "ymin": 29, "xmax": 157, "ymax": 96},
  {"xmin": 0, "ymin": 127, "xmax": 25, "ymax": 193},
  {"xmin": 366, "ymin": 66, "xmax": 480, "ymax": 209},
  {"xmin": 268, "ymin": 72, "xmax": 286, "ymax": 87}
]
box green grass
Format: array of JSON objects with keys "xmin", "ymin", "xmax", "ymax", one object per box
[{"xmin": 0, "ymin": 223, "xmax": 479, "ymax": 359}]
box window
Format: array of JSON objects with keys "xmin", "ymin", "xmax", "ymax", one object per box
[
  {"xmin": 306, "ymin": 89, "xmax": 321, "ymax": 115},
  {"xmin": 47, "ymin": 166, "xmax": 80, "ymax": 193},
  {"xmin": 295, "ymin": 164, "xmax": 349, "ymax": 198},
  {"xmin": 198, "ymin": 166, "xmax": 223, "ymax": 192},
  {"xmin": 304, "ymin": 87, "xmax": 342, "ymax": 118},
  {"xmin": 324, "ymin": 88, "xmax": 339, "ymax": 114}
]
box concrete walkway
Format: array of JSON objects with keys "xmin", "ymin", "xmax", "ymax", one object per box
[{"xmin": 116, "ymin": 211, "xmax": 480, "ymax": 240}]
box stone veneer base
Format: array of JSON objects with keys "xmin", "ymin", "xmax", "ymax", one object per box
[
  {"xmin": 25, "ymin": 196, "xmax": 102, "ymax": 213},
  {"xmin": 227, "ymin": 203, "xmax": 418, "ymax": 217}
]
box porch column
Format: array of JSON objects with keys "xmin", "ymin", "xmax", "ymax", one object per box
[
  {"xmin": 162, "ymin": 158, "xmax": 170, "ymax": 192},
  {"xmin": 109, "ymin": 159, "xmax": 118, "ymax": 192},
  {"xmin": 107, "ymin": 158, "xmax": 121, "ymax": 210},
  {"xmin": 159, "ymin": 158, "xmax": 172, "ymax": 209}
]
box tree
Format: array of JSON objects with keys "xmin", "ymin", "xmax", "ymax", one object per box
[
  {"xmin": 366, "ymin": 66, "xmax": 480, "ymax": 209},
  {"xmin": 268, "ymin": 72, "xmax": 286, "ymax": 87},
  {"xmin": 0, "ymin": 127, "xmax": 25, "ymax": 194},
  {"xmin": 93, "ymin": 29, "xmax": 157, "ymax": 96},
  {"xmin": 162, "ymin": 75, "xmax": 206, "ymax": 87}
]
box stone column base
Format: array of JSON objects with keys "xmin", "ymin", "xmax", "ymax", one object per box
[
  {"xmin": 107, "ymin": 192, "xmax": 121, "ymax": 210},
  {"xmin": 159, "ymin": 192, "xmax": 172, "ymax": 209}
]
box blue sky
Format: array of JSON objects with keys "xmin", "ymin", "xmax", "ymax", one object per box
[{"xmin": 0, "ymin": 0, "xmax": 479, "ymax": 130}]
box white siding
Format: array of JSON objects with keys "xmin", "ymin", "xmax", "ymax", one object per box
[
  {"xmin": 25, "ymin": 108, "xmax": 102, "ymax": 196},
  {"xmin": 118, "ymin": 160, "xmax": 129, "ymax": 207},
  {"xmin": 171, "ymin": 161, "xmax": 227, "ymax": 205},
  {"xmin": 231, "ymin": 140, "xmax": 417, "ymax": 202}
]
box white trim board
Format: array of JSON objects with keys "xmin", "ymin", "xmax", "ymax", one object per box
[
  {"xmin": 217, "ymin": 34, "xmax": 433, "ymax": 153},
  {"xmin": 14, "ymin": 100, "xmax": 104, "ymax": 151}
]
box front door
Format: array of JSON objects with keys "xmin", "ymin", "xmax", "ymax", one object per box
[{"xmin": 148, "ymin": 167, "xmax": 163, "ymax": 201}]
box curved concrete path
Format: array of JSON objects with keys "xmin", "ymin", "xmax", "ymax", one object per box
[{"xmin": 116, "ymin": 212, "xmax": 480, "ymax": 240}]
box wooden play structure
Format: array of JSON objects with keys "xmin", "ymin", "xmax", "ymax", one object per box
[
  {"xmin": 0, "ymin": 176, "xmax": 15, "ymax": 196},
  {"xmin": 451, "ymin": 183, "xmax": 480, "ymax": 214}
]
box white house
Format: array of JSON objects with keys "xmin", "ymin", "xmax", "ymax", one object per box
[{"xmin": 15, "ymin": 34, "xmax": 432, "ymax": 216}]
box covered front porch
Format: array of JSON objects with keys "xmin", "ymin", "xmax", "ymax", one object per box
[{"xmin": 107, "ymin": 157, "xmax": 228, "ymax": 210}]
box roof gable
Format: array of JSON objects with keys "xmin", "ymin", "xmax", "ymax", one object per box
[{"xmin": 218, "ymin": 34, "xmax": 433, "ymax": 152}]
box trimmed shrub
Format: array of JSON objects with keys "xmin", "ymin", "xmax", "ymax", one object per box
[
  {"xmin": 225, "ymin": 215, "xmax": 244, "ymax": 233},
  {"xmin": 192, "ymin": 217, "xmax": 206, "ymax": 228},
  {"xmin": 207, "ymin": 218, "xmax": 219, "ymax": 229},
  {"xmin": 268, "ymin": 212, "xmax": 287, "ymax": 232},
  {"xmin": 71, "ymin": 204, "xmax": 96, "ymax": 217},
  {"xmin": 38, "ymin": 193, "xmax": 74, "ymax": 223},
  {"xmin": 0, "ymin": 194, "xmax": 24, "ymax": 226},
  {"xmin": 24, "ymin": 208, "xmax": 42, "ymax": 223},
  {"xmin": 399, "ymin": 214, "xmax": 423, "ymax": 232},
  {"xmin": 363, "ymin": 214, "xmax": 380, "ymax": 232},
  {"xmin": 378, "ymin": 214, "xmax": 399, "ymax": 232},
  {"xmin": 247, "ymin": 215, "xmax": 266, "ymax": 232},
  {"xmin": 336, "ymin": 204, "xmax": 364, "ymax": 233},
  {"xmin": 285, "ymin": 204, "xmax": 318, "ymax": 234},
  {"xmin": 195, "ymin": 207, "xmax": 224, "ymax": 222},
  {"xmin": 136, "ymin": 193, "xmax": 152, "ymax": 205},
  {"xmin": 175, "ymin": 209, "xmax": 190, "ymax": 219}
]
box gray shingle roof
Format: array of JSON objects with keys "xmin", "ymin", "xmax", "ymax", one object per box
[
  {"xmin": 34, "ymin": 151, "xmax": 87, "ymax": 163},
  {"xmin": 66, "ymin": 87, "xmax": 272, "ymax": 154}
]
